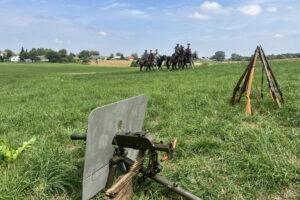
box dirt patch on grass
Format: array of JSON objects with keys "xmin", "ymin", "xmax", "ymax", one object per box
[
  {"xmin": 269, "ymin": 186, "xmax": 299, "ymax": 200},
  {"xmin": 61, "ymin": 72, "xmax": 97, "ymax": 75},
  {"xmin": 194, "ymin": 62, "xmax": 203, "ymax": 66},
  {"xmin": 90, "ymin": 60, "xmax": 132, "ymax": 67}
]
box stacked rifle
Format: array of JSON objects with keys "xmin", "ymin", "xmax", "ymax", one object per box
[{"xmin": 230, "ymin": 45, "xmax": 284, "ymax": 115}]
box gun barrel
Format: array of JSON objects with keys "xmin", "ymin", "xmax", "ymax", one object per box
[{"xmin": 70, "ymin": 133, "xmax": 87, "ymax": 141}]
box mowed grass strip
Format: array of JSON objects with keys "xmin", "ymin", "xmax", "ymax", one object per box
[{"xmin": 0, "ymin": 62, "xmax": 299, "ymax": 200}]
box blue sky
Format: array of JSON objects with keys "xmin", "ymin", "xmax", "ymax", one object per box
[{"xmin": 0, "ymin": 0, "xmax": 299, "ymax": 57}]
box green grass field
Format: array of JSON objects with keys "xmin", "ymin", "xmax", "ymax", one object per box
[{"xmin": 0, "ymin": 61, "xmax": 299, "ymax": 200}]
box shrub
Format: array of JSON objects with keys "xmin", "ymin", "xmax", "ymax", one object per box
[{"xmin": 130, "ymin": 60, "xmax": 139, "ymax": 67}]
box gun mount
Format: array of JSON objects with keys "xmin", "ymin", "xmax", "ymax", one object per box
[{"xmin": 71, "ymin": 95, "xmax": 201, "ymax": 200}]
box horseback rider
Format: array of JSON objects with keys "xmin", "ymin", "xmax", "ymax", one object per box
[
  {"xmin": 185, "ymin": 43, "xmax": 193, "ymax": 63},
  {"xmin": 174, "ymin": 44, "xmax": 180, "ymax": 57},
  {"xmin": 154, "ymin": 49, "xmax": 160, "ymax": 66},
  {"xmin": 179, "ymin": 45, "xmax": 185, "ymax": 57},
  {"xmin": 142, "ymin": 50, "xmax": 148, "ymax": 61},
  {"xmin": 155, "ymin": 49, "xmax": 160, "ymax": 57},
  {"xmin": 149, "ymin": 50, "xmax": 154, "ymax": 60}
]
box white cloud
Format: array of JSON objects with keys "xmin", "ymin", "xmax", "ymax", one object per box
[
  {"xmin": 188, "ymin": 12, "xmax": 211, "ymax": 20},
  {"xmin": 238, "ymin": 5, "xmax": 262, "ymax": 16},
  {"xmin": 200, "ymin": 1, "xmax": 229, "ymax": 14},
  {"xmin": 101, "ymin": 2, "xmax": 127, "ymax": 10},
  {"xmin": 147, "ymin": 7, "xmax": 156, "ymax": 10},
  {"xmin": 266, "ymin": 7, "xmax": 277, "ymax": 12},
  {"xmin": 121, "ymin": 9, "xmax": 149, "ymax": 18},
  {"xmin": 98, "ymin": 31, "xmax": 107, "ymax": 36},
  {"xmin": 273, "ymin": 33, "xmax": 284, "ymax": 38},
  {"xmin": 201, "ymin": 1, "xmax": 221, "ymax": 10}
]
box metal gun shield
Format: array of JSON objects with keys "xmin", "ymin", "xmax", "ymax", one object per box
[{"xmin": 82, "ymin": 95, "xmax": 148, "ymax": 200}]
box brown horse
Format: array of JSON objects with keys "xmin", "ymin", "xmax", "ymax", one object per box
[
  {"xmin": 167, "ymin": 48, "xmax": 186, "ymax": 70},
  {"xmin": 145, "ymin": 54, "xmax": 155, "ymax": 71},
  {"xmin": 136, "ymin": 59, "xmax": 146, "ymax": 71},
  {"xmin": 136, "ymin": 54, "xmax": 154, "ymax": 72}
]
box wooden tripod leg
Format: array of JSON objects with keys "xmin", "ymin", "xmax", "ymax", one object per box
[
  {"xmin": 260, "ymin": 46, "xmax": 284, "ymax": 104},
  {"xmin": 236, "ymin": 54, "xmax": 257, "ymax": 103},
  {"xmin": 261, "ymin": 65, "xmax": 264, "ymax": 98},
  {"xmin": 245, "ymin": 50, "xmax": 259, "ymax": 115},
  {"xmin": 258, "ymin": 48, "xmax": 282, "ymax": 108},
  {"xmin": 230, "ymin": 66, "xmax": 250, "ymax": 105}
]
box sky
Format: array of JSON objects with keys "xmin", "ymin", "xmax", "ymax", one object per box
[{"xmin": 0, "ymin": 0, "xmax": 299, "ymax": 57}]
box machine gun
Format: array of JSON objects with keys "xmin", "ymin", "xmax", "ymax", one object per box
[
  {"xmin": 71, "ymin": 95, "xmax": 201, "ymax": 200},
  {"xmin": 71, "ymin": 131, "xmax": 200, "ymax": 200}
]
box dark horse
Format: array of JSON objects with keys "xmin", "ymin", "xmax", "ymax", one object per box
[
  {"xmin": 166, "ymin": 55, "xmax": 177, "ymax": 70},
  {"xmin": 154, "ymin": 56, "xmax": 165, "ymax": 71}
]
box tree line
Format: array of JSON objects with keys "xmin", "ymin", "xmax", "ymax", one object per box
[
  {"xmin": 0, "ymin": 48, "xmax": 101, "ymax": 63},
  {"xmin": 1, "ymin": 48, "xmax": 299, "ymax": 63},
  {"xmin": 209, "ymin": 51, "xmax": 300, "ymax": 62}
]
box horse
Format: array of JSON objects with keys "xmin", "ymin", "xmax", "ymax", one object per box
[
  {"xmin": 145, "ymin": 54, "xmax": 155, "ymax": 71},
  {"xmin": 166, "ymin": 55, "xmax": 177, "ymax": 70},
  {"xmin": 183, "ymin": 50, "xmax": 194, "ymax": 69},
  {"xmin": 154, "ymin": 56, "xmax": 165, "ymax": 71},
  {"xmin": 136, "ymin": 59, "xmax": 146, "ymax": 72}
]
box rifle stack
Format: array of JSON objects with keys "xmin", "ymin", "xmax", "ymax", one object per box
[{"xmin": 230, "ymin": 45, "xmax": 284, "ymax": 115}]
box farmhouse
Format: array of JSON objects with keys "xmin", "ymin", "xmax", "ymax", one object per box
[
  {"xmin": 90, "ymin": 55, "xmax": 101, "ymax": 61},
  {"xmin": 112, "ymin": 56, "xmax": 122, "ymax": 60},
  {"xmin": 10, "ymin": 56, "xmax": 20, "ymax": 62},
  {"xmin": 37, "ymin": 56, "xmax": 49, "ymax": 62},
  {"xmin": 24, "ymin": 59, "xmax": 33, "ymax": 63},
  {"xmin": 100, "ymin": 56, "xmax": 108, "ymax": 60},
  {"xmin": 126, "ymin": 56, "xmax": 135, "ymax": 61}
]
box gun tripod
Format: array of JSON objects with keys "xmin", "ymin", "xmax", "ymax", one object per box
[
  {"xmin": 230, "ymin": 45, "xmax": 284, "ymax": 115},
  {"xmin": 71, "ymin": 132, "xmax": 201, "ymax": 200}
]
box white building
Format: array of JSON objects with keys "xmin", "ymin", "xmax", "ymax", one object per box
[
  {"xmin": 38, "ymin": 56, "xmax": 49, "ymax": 62},
  {"xmin": 10, "ymin": 56, "xmax": 20, "ymax": 62},
  {"xmin": 112, "ymin": 56, "xmax": 122, "ymax": 60}
]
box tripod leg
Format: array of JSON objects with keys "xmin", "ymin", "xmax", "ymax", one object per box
[
  {"xmin": 151, "ymin": 175, "xmax": 202, "ymax": 200},
  {"xmin": 245, "ymin": 49, "xmax": 259, "ymax": 115},
  {"xmin": 260, "ymin": 46, "xmax": 284, "ymax": 103},
  {"xmin": 236, "ymin": 53, "xmax": 257, "ymax": 103},
  {"xmin": 230, "ymin": 66, "xmax": 250, "ymax": 105},
  {"xmin": 261, "ymin": 65, "xmax": 264, "ymax": 98},
  {"xmin": 121, "ymin": 157, "xmax": 201, "ymax": 200},
  {"xmin": 106, "ymin": 164, "xmax": 118, "ymax": 190},
  {"xmin": 258, "ymin": 48, "xmax": 282, "ymax": 108}
]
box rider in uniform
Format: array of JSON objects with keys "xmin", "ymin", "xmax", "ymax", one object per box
[
  {"xmin": 180, "ymin": 45, "xmax": 185, "ymax": 56},
  {"xmin": 174, "ymin": 44, "xmax": 180, "ymax": 57},
  {"xmin": 154, "ymin": 49, "xmax": 160, "ymax": 66},
  {"xmin": 142, "ymin": 50, "xmax": 148, "ymax": 61},
  {"xmin": 185, "ymin": 43, "xmax": 192, "ymax": 62},
  {"xmin": 185, "ymin": 43, "xmax": 194, "ymax": 68},
  {"xmin": 149, "ymin": 50, "xmax": 154, "ymax": 60}
]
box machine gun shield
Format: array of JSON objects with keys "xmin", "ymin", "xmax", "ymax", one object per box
[{"xmin": 82, "ymin": 95, "xmax": 148, "ymax": 200}]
